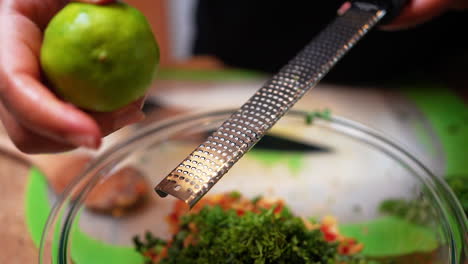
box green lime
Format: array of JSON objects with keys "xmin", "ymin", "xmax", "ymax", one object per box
[{"xmin": 41, "ymin": 2, "xmax": 159, "ymax": 112}]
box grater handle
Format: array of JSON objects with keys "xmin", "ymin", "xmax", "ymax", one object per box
[{"xmin": 353, "ymin": 0, "xmax": 408, "ymax": 23}]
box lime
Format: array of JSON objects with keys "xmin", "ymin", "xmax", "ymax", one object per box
[{"xmin": 40, "ymin": 2, "xmax": 159, "ymax": 112}]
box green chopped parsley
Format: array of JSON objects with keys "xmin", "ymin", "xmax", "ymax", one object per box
[
  {"xmin": 305, "ymin": 109, "xmax": 332, "ymax": 125},
  {"xmin": 164, "ymin": 206, "xmax": 337, "ymax": 264},
  {"xmin": 135, "ymin": 203, "xmax": 369, "ymax": 264}
]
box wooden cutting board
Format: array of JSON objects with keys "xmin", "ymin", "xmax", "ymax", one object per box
[{"xmin": 0, "ymin": 149, "xmax": 37, "ymax": 264}]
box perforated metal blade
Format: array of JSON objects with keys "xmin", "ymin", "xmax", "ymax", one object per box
[{"xmin": 155, "ymin": 1, "xmax": 387, "ymax": 207}]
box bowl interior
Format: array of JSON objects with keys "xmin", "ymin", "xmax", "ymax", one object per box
[{"xmin": 38, "ymin": 110, "xmax": 467, "ymax": 264}]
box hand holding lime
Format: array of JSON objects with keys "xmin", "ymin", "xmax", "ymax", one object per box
[{"xmin": 41, "ymin": 1, "xmax": 159, "ymax": 112}]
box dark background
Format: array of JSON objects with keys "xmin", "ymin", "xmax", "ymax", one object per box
[{"xmin": 192, "ymin": 0, "xmax": 468, "ymax": 88}]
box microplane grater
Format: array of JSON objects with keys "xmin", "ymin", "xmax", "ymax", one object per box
[{"xmin": 155, "ymin": 1, "xmax": 400, "ymax": 207}]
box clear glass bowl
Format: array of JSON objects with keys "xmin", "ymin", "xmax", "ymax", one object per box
[{"xmin": 39, "ymin": 109, "xmax": 467, "ymax": 264}]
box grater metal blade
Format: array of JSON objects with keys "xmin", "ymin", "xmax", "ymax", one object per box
[{"xmin": 155, "ymin": 2, "xmax": 387, "ymax": 208}]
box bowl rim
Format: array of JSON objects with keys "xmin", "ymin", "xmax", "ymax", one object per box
[{"xmin": 39, "ymin": 108, "xmax": 468, "ymax": 263}]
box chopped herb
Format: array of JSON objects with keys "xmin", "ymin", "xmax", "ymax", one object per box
[
  {"xmin": 160, "ymin": 206, "xmax": 338, "ymax": 264},
  {"xmin": 133, "ymin": 231, "xmax": 167, "ymax": 264},
  {"xmin": 251, "ymin": 195, "xmax": 263, "ymax": 205},
  {"xmin": 228, "ymin": 190, "xmax": 242, "ymax": 199},
  {"xmin": 305, "ymin": 109, "xmax": 332, "ymax": 125},
  {"xmin": 379, "ymin": 198, "xmax": 433, "ymax": 226},
  {"xmin": 134, "ymin": 192, "xmax": 367, "ymax": 263}
]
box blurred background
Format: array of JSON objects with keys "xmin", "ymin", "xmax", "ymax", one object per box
[
  {"xmin": 0, "ymin": 1, "xmax": 466, "ymax": 263},
  {"xmin": 126, "ymin": 0, "xmax": 467, "ymax": 177}
]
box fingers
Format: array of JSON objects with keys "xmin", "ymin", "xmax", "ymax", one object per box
[
  {"xmin": 382, "ymin": 0, "xmax": 459, "ymax": 30},
  {"xmin": 0, "ymin": 5, "xmax": 148, "ymax": 154},
  {"xmin": 3, "ymin": 73, "xmax": 104, "ymax": 148},
  {"xmin": 90, "ymin": 98, "xmax": 146, "ymax": 136},
  {"xmin": 0, "ymin": 14, "xmax": 102, "ymax": 150},
  {"xmin": 0, "ymin": 96, "xmax": 145, "ymax": 153},
  {"xmin": 0, "ymin": 102, "xmax": 75, "ymax": 153}
]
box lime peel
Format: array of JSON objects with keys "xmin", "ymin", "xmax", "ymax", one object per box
[{"xmin": 41, "ymin": 2, "xmax": 159, "ymax": 112}]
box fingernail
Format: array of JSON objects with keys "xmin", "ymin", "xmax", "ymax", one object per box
[
  {"xmin": 113, "ymin": 110, "xmax": 145, "ymax": 131},
  {"xmin": 337, "ymin": 1, "xmax": 351, "ymax": 15},
  {"xmin": 66, "ymin": 134, "xmax": 100, "ymax": 149},
  {"xmin": 139, "ymin": 96, "xmax": 147, "ymax": 109}
]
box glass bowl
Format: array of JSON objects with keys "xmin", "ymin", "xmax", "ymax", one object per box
[{"xmin": 39, "ymin": 109, "xmax": 467, "ymax": 264}]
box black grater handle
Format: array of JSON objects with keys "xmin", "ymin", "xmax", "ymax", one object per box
[{"xmin": 352, "ymin": 0, "xmax": 408, "ymax": 23}]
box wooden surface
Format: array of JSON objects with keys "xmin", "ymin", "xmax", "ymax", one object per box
[{"xmin": 0, "ymin": 149, "xmax": 37, "ymax": 264}]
